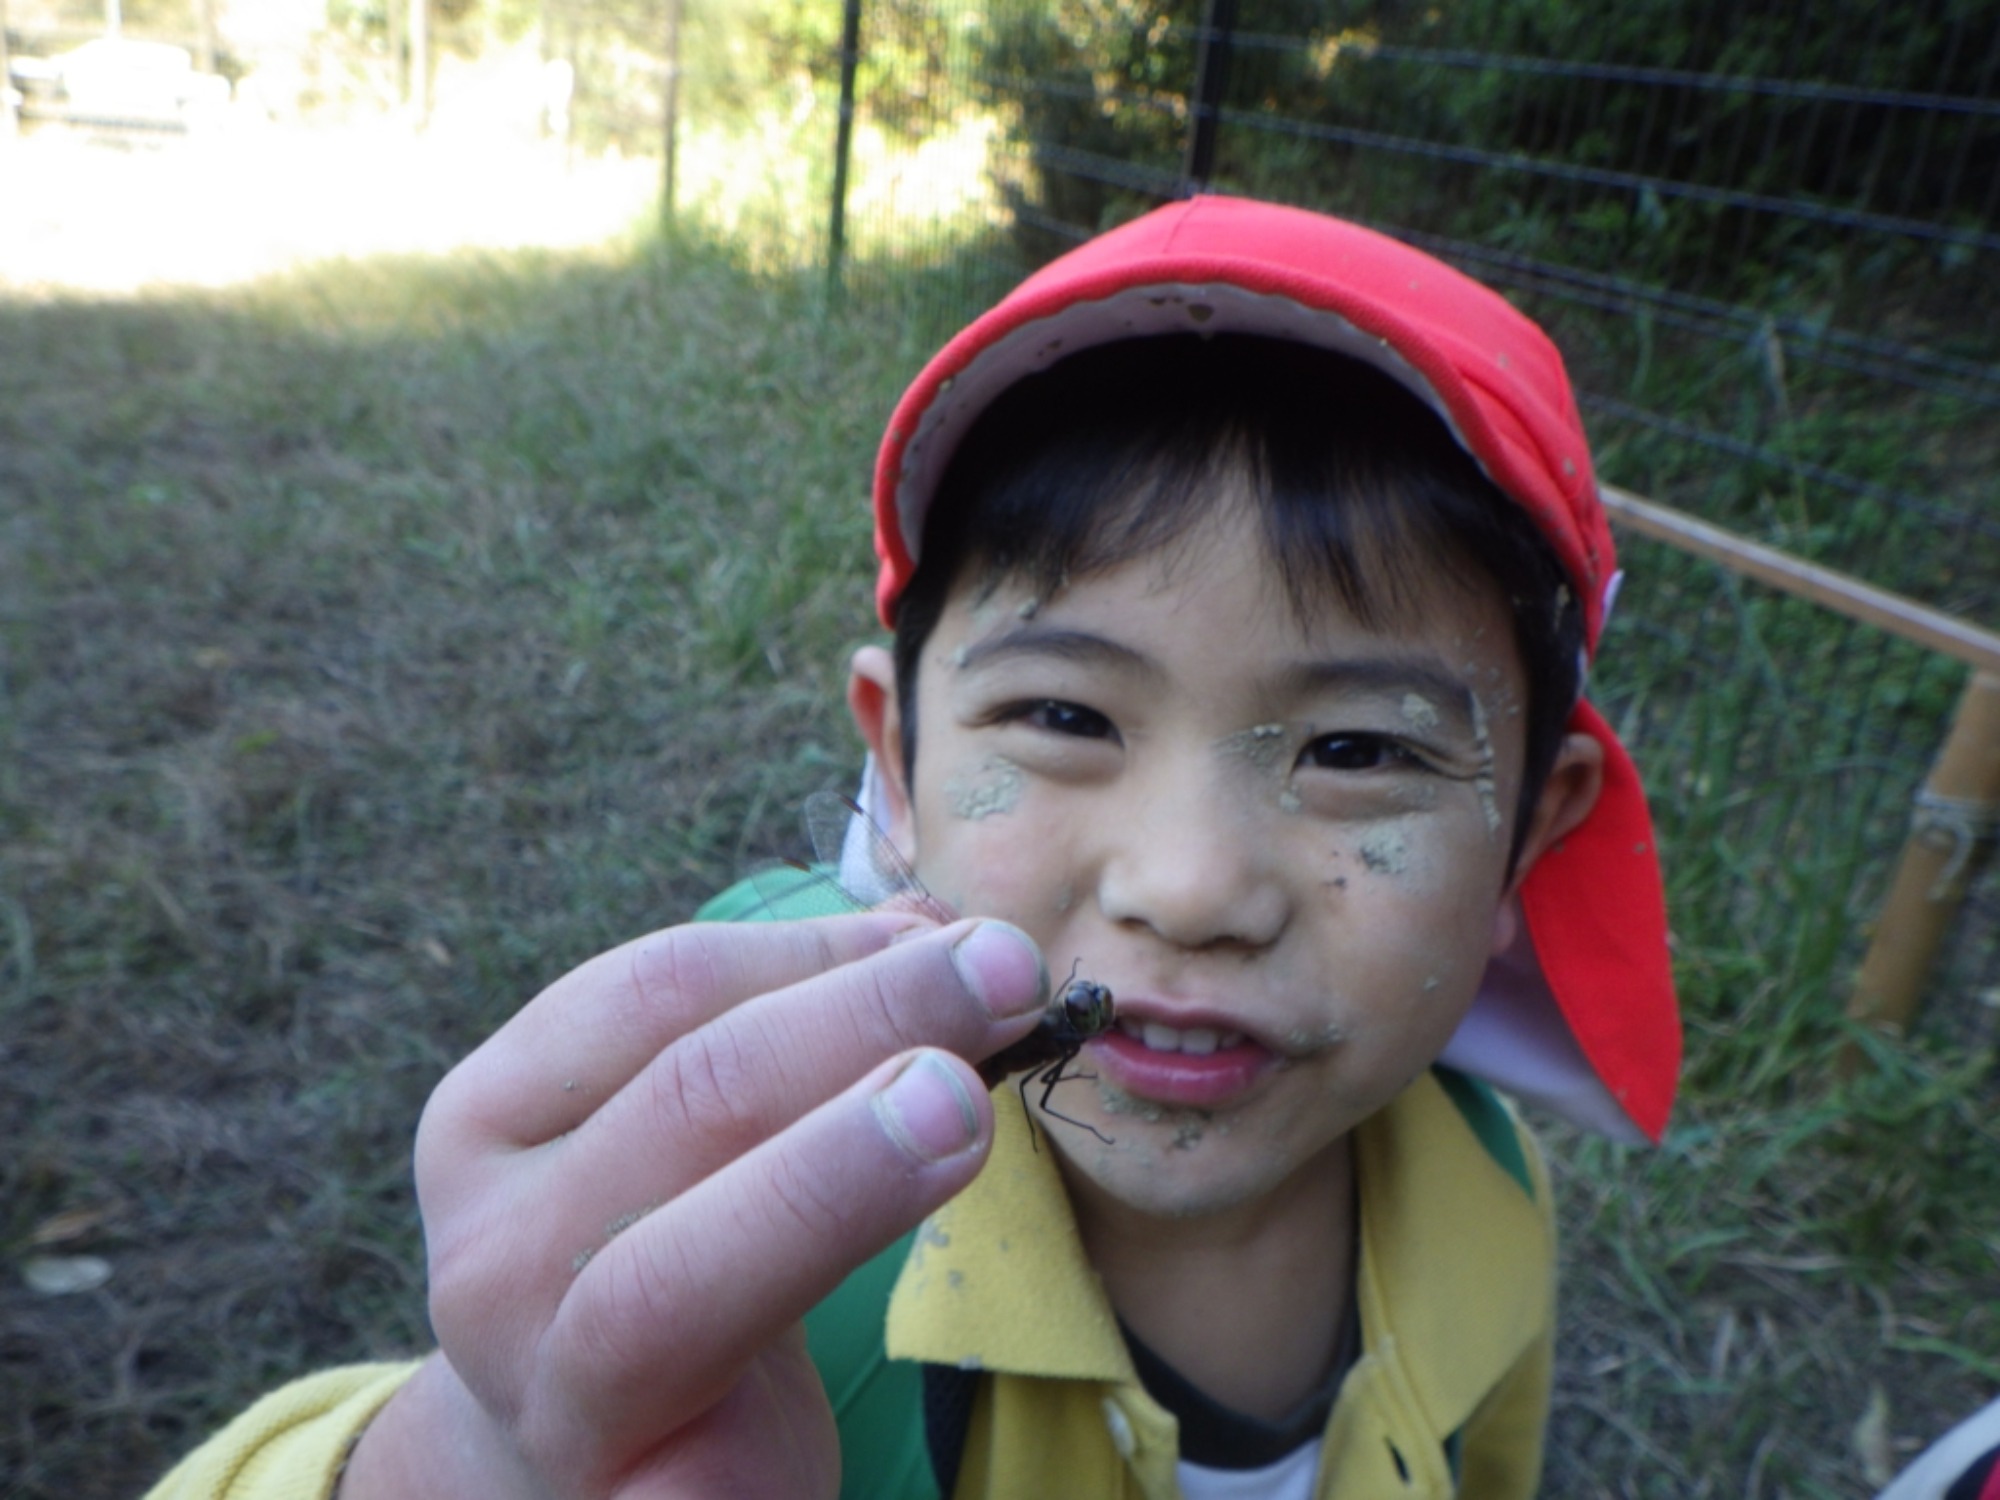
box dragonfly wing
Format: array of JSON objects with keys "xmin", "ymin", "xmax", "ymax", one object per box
[
  {"xmin": 746, "ymin": 858, "xmax": 866, "ymax": 921},
  {"xmin": 801, "ymin": 789, "xmax": 954, "ymax": 922},
  {"xmin": 803, "ymin": 792, "xmax": 874, "ymax": 884}
]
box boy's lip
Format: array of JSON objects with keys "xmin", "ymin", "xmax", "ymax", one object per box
[{"xmin": 1084, "ymin": 998, "xmax": 1296, "ymax": 1109}]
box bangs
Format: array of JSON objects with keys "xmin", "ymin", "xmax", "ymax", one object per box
[{"xmin": 907, "ymin": 335, "xmax": 1536, "ymax": 634}]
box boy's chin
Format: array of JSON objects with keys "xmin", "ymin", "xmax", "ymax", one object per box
[{"xmin": 1047, "ymin": 1101, "xmax": 1349, "ymax": 1224}]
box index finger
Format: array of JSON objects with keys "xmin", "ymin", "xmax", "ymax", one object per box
[{"xmin": 460, "ymin": 913, "xmax": 938, "ymax": 1148}]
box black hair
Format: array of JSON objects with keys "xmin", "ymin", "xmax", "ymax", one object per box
[{"xmin": 889, "ymin": 334, "xmax": 1585, "ymax": 869}]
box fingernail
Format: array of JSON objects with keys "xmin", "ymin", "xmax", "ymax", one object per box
[
  {"xmin": 872, "ymin": 1053, "xmax": 981, "ymax": 1164},
  {"xmin": 950, "ymin": 921, "xmax": 1049, "ymax": 1020}
]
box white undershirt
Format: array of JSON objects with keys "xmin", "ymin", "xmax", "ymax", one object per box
[{"xmin": 1179, "ymin": 1440, "xmax": 1323, "ymax": 1500}]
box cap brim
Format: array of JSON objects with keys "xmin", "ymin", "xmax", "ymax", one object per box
[{"xmin": 1451, "ymin": 698, "xmax": 1678, "ymax": 1143}]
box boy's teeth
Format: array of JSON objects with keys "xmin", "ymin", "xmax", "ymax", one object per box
[{"xmin": 1129, "ymin": 1020, "xmax": 1243, "ymax": 1054}]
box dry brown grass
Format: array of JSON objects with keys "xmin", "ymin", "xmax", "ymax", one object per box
[{"xmin": 0, "ymin": 213, "xmax": 906, "ymax": 1491}]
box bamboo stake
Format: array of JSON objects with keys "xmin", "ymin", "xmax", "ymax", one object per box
[
  {"xmin": 1845, "ymin": 671, "xmax": 2000, "ymax": 1040},
  {"xmin": 1598, "ymin": 488, "xmax": 2000, "ymax": 1047},
  {"xmin": 1600, "ymin": 486, "xmax": 2000, "ymax": 677}
]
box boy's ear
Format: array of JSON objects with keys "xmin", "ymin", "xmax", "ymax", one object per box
[
  {"xmin": 1490, "ymin": 731, "xmax": 1602, "ymax": 957},
  {"xmin": 846, "ymin": 645, "xmax": 917, "ymax": 851},
  {"xmin": 1506, "ymin": 731, "xmax": 1604, "ymax": 897}
]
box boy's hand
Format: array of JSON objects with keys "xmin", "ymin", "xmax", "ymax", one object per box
[{"xmin": 339, "ymin": 913, "xmax": 1048, "ymax": 1499}]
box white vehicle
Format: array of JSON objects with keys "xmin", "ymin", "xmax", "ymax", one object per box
[{"xmin": 14, "ymin": 38, "xmax": 230, "ymax": 129}]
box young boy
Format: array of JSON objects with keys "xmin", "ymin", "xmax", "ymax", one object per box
[{"xmin": 148, "ymin": 196, "xmax": 1679, "ymax": 1500}]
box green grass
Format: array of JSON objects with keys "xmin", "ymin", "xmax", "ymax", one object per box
[{"xmin": 3, "ymin": 213, "xmax": 1996, "ymax": 1499}]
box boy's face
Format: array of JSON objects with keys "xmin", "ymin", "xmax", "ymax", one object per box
[{"xmin": 852, "ymin": 491, "xmax": 1597, "ymax": 1225}]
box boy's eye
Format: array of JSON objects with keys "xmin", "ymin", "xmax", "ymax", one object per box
[
  {"xmin": 1014, "ymin": 699, "xmax": 1115, "ymax": 740},
  {"xmin": 1298, "ymin": 732, "xmax": 1421, "ymax": 772}
]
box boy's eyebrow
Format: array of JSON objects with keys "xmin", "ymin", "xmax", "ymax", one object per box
[
  {"xmin": 950, "ymin": 625, "xmax": 1161, "ymax": 680},
  {"xmin": 952, "ymin": 632, "xmax": 1480, "ymax": 724},
  {"xmin": 1276, "ymin": 657, "xmax": 1479, "ymax": 728}
]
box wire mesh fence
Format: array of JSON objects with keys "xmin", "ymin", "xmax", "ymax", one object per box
[
  {"xmin": 635, "ymin": 0, "xmax": 2000, "ymax": 1052},
  {"xmin": 828, "ymin": 0, "xmax": 2000, "ymax": 610}
]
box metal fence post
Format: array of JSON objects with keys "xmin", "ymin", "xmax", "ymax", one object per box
[
  {"xmin": 828, "ymin": 0, "xmax": 864, "ymax": 296},
  {"xmin": 1846, "ymin": 671, "xmax": 2000, "ymax": 1045},
  {"xmin": 1183, "ymin": 0, "xmax": 1238, "ymax": 193}
]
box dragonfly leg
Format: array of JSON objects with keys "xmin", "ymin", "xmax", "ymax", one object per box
[{"xmin": 1032, "ymin": 1054, "xmax": 1114, "ymax": 1146}]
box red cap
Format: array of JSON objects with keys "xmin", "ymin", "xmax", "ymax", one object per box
[{"xmin": 870, "ymin": 196, "xmax": 1679, "ymax": 1143}]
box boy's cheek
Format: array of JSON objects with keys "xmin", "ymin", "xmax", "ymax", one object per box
[
  {"xmin": 930, "ymin": 830, "xmax": 1108, "ymax": 952},
  {"xmin": 940, "ymin": 756, "xmax": 1027, "ymax": 822},
  {"xmin": 1312, "ymin": 808, "xmax": 1512, "ymax": 900},
  {"xmin": 923, "ymin": 855, "xmax": 1060, "ymax": 933}
]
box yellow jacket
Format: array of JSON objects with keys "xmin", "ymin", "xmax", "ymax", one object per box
[
  {"xmin": 886, "ymin": 1068, "xmax": 1554, "ymax": 1500},
  {"xmin": 143, "ymin": 1070, "xmax": 1550, "ymax": 1500}
]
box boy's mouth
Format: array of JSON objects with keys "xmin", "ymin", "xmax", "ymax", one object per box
[
  {"xmin": 1116, "ymin": 1017, "xmax": 1246, "ymax": 1055},
  {"xmin": 1090, "ymin": 1007, "xmax": 1276, "ymax": 1108}
]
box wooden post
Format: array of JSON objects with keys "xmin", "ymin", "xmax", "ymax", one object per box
[
  {"xmin": 1, "ymin": 0, "xmax": 14, "ymax": 136},
  {"xmin": 661, "ymin": 0, "xmax": 684, "ymax": 224},
  {"xmin": 409, "ymin": 0, "xmax": 428, "ymax": 128},
  {"xmin": 1598, "ymin": 488, "xmax": 2000, "ymax": 1054},
  {"xmin": 1846, "ymin": 671, "xmax": 2000, "ymax": 1040}
]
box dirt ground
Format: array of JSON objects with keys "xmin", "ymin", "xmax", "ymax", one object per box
[{"xmin": 0, "ymin": 115, "xmax": 658, "ymax": 296}]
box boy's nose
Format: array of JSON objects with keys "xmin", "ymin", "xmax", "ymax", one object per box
[{"xmin": 1095, "ymin": 781, "xmax": 1288, "ymax": 952}]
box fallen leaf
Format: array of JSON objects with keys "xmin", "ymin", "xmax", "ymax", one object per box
[
  {"xmin": 29, "ymin": 1206, "xmax": 117, "ymax": 1247},
  {"xmin": 1851, "ymin": 1384, "xmax": 1894, "ymax": 1488}
]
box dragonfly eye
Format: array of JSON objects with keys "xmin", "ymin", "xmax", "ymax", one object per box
[{"xmin": 1059, "ymin": 979, "xmax": 1115, "ymax": 1033}]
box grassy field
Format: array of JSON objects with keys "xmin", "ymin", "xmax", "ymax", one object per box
[{"xmin": 3, "ymin": 199, "xmax": 1996, "ymax": 1496}]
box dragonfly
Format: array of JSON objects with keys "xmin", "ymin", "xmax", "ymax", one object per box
[{"xmin": 760, "ymin": 790, "xmax": 1116, "ymax": 1148}]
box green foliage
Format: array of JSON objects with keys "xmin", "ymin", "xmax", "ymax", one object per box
[
  {"xmin": 749, "ymin": 0, "xmax": 953, "ymax": 128},
  {"xmin": 527, "ymin": 0, "xmax": 971, "ymax": 156},
  {"xmin": 33, "ymin": 0, "xmax": 197, "ymax": 32},
  {"xmin": 972, "ymin": 0, "xmax": 2000, "ymax": 307},
  {"xmin": 327, "ymin": 0, "xmax": 508, "ymax": 55},
  {"xmin": 973, "ymin": 0, "xmax": 1266, "ymax": 255}
]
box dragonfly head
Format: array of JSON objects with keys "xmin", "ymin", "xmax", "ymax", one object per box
[{"xmin": 1055, "ymin": 975, "xmax": 1115, "ymax": 1038}]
